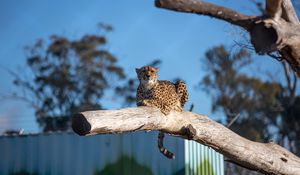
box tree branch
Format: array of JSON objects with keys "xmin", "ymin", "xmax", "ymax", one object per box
[
  {"xmin": 281, "ymin": 0, "xmax": 299, "ymax": 24},
  {"xmin": 72, "ymin": 107, "xmax": 300, "ymax": 175},
  {"xmin": 155, "ymin": 0, "xmax": 256, "ymax": 29},
  {"xmin": 154, "ymin": 0, "xmax": 300, "ymax": 75},
  {"xmin": 266, "ymin": 0, "xmax": 283, "ymax": 20}
]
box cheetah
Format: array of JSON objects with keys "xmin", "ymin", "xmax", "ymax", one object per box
[{"xmin": 136, "ymin": 65, "xmax": 189, "ymax": 159}]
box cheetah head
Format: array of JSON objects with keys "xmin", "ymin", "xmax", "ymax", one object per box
[{"xmin": 136, "ymin": 66, "xmax": 158, "ymax": 87}]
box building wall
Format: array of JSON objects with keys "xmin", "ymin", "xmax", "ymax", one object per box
[
  {"xmin": 0, "ymin": 132, "xmax": 224, "ymax": 175},
  {"xmin": 0, "ymin": 132, "xmax": 184, "ymax": 175},
  {"xmin": 185, "ymin": 140, "xmax": 224, "ymax": 175}
]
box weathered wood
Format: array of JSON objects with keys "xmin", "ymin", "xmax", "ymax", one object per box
[
  {"xmin": 72, "ymin": 107, "xmax": 300, "ymax": 175},
  {"xmin": 155, "ymin": 0, "xmax": 256, "ymax": 29},
  {"xmin": 155, "ymin": 0, "xmax": 300, "ymax": 75}
]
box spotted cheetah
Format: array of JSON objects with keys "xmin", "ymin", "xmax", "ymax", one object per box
[{"xmin": 136, "ymin": 65, "xmax": 189, "ymax": 159}]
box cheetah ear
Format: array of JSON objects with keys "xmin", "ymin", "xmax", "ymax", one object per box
[
  {"xmin": 135, "ymin": 68, "xmax": 140, "ymax": 74},
  {"xmin": 154, "ymin": 67, "xmax": 159, "ymax": 72}
]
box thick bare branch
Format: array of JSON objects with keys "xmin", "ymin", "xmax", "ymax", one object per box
[
  {"xmin": 266, "ymin": 0, "xmax": 283, "ymax": 20},
  {"xmin": 155, "ymin": 0, "xmax": 256, "ymax": 29},
  {"xmin": 72, "ymin": 107, "xmax": 300, "ymax": 175},
  {"xmin": 154, "ymin": 0, "xmax": 300, "ymax": 75},
  {"xmin": 281, "ymin": 0, "xmax": 300, "ymax": 24}
]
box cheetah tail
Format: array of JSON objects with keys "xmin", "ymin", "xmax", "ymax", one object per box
[
  {"xmin": 180, "ymin": 91, "xmax": 189, "ymax": 108},
  {"xmin": 158, "ymin": 131, "xmax": 175, "ymax": 159},
  {"xmin": 176, "ymin": 80, "xmax": 189, "ymax": 108}
]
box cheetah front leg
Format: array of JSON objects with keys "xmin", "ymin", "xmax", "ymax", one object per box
[{"xmin": 142, "ymin": 99, "xmax": 171, "ymax": 116}]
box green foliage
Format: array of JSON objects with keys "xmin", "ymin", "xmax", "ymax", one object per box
[
  {"xmin": 198, "ymin": 159, "xmax": 215, "ymax": 175},
  {"xmin": 93, "ymin": 155, "xmax": 153, "ymax": 175},
  {"xmin": 9, "ymin": 170, "xmax": 38, "ymax": 175},
  {"xmin": 172, "ymin": 168, "xmax": 185, "ymax": 175},
  {"xmin": 13, "ymin": 25, "xmax": 126, "ymax": 132}
]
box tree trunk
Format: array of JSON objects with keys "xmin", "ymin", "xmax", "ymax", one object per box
[
  {"xmin": 72, "ymin": 107, "xmax": 300, "ymax": 175},
  {"xmin": 155, "ymin": 0, "xmax": 300, "ymax": 75}
]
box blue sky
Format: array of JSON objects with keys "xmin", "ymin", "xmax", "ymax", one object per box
[{"xmin": 0, "ymin": 0, "xmax": 284, "ymax": 133}]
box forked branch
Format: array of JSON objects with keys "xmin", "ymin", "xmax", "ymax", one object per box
[
  {"xmin": 155, "ymin": 0, "xmax": 300, "ymax": 75},
  {"xmin": 72, "ymin": 107, "xmax": 300, "ymax": 175}
]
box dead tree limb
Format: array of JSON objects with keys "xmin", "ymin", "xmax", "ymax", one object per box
[
  {"xmin": 72, "ymin": 107, "xmax": 300, "ymax": 175},
  {"xmin": 155, "ymin": 0, "xmax": 300, "ymax": 75}
]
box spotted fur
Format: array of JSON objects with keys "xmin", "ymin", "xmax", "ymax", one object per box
[{"xmin": 136, "ymin": 65, "xmax": 189, "ymax": 159}]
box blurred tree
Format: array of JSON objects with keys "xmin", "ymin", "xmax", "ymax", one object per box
[
  {"xmin": 201, "ymin": 45, "xmax": 299, "ymax": 175},
  {"xmin": 12, "ymin": 24, "xmax": 126, "ymax": 132},
  {"xmin": 201, "ymin": 3, "xmax": 300, "ymax": 175}
]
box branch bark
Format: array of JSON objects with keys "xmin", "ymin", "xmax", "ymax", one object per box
[
  {"xmin": 155, "ymin": 0, "xmax": 300, "ymax": 75},
  {"xmin": 155, "ymin": 0, "xmax": 256, "ymax": 29},
  {"xmin": 72, "ymin": 107, "xmax": 300, "ymax": 175}
]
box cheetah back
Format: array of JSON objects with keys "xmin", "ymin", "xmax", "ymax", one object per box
[{"xmin": 136, "ymin": 80, "xmax": 182, "ymax": 113}]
